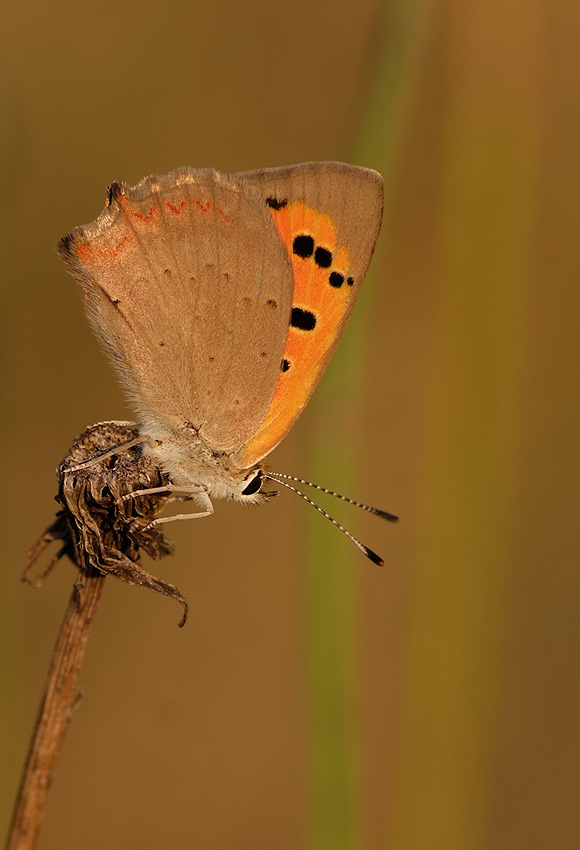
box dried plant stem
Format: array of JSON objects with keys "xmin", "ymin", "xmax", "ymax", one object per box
[
  {"xmin": 6, "ymin": 422, "xmax": 185, "ymax": 850},
  {"xmin": 6, "ymin": 569, "xmax": 106, "ymax": 850}
]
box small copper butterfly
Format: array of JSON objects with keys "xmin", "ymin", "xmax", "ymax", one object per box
[{"xmin": 58, "ymin": 162, "xmax": 397, "ymax": 563}]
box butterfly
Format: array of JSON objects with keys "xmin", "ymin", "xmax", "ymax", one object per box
[{"xmin": 58, "ymin": 162, "xmax": 396, "ymax": 563}]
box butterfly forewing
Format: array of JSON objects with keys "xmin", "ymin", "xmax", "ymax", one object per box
[
  {"xmin": 233, "ymin": 162, "xmax": 383, "ymax": 467},
  {"xmin": 58, "ymin": 168, "xmax": 294, "ymax": 453}
]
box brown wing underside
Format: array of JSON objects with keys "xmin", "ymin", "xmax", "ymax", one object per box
[{"xmin": 58, "ymin": 168, "xmax": 294, "ymax": 453}]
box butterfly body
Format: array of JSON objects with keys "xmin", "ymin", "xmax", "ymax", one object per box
[
  {"xmin": 58, "ymin": 162, "xmax": 383, "ymax": 508},
  {"xmin": 139, "ymin": 422, "xmax": 268, "ymax": 505}
]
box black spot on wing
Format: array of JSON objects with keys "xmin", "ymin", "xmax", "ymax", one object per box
[
  {"xmin": 106, "ymin": 182, "xmax": 124, "ymax": 206},
  {"xmin": 314, "ymin": 247, "xmax": 332, "ymax": 268},
  {"xmin": 291, "ymin": 307, "xmax": 316, "ymax": 331},
  {"xmin": 266, "ymin": 197, "xmax": 288, "ymax": 210},
  {"xmin": 293, "ymin": 235, "xmax": 314, "ymax": 258},
  {"xmin": 58, "ymin": 232, "xmax": 75, "ymax": 257}
]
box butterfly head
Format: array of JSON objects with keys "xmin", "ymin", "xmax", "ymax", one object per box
[
  {"xmin": 237, "ymin": 467, "xmax": 279, "ymax": 505},
  {"xmin": 191, "ymin": 464, "xmax": 278, "ymax": 505}
]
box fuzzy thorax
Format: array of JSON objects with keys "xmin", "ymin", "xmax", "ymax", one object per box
[{"xmin": 140, "ymin": 424, "xmax": 269, "ymax": 504}]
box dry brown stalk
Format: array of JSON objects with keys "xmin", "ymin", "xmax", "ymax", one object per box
[{"xmin": 5, "ymin": 422, "xmax": 187, "ymax": 850}]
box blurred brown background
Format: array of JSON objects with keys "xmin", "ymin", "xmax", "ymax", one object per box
[{"xmin": 1, "ymin": 1, "xmax": 579, "ymax": 848}]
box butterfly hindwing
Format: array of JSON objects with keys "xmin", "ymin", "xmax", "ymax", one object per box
[
  {"xmin": 58, "ymin": 168, "xmax": 294, "ymax": 453},
  {"xmin": 233, "ymin": 162, "xmax": 384, "ymax": 468}
]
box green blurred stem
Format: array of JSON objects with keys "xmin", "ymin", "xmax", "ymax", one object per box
[{"xmin": 303, "ymin": 2, "xmax": 435, "ymax": 849}]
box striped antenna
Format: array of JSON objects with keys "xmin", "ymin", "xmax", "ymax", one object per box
[
  {"xmin": 267, "ymin": 472, "xmax": 398, "ymax": 521},
  {"xmin": 264, "ymin": 472, "xmax": 396, "ymax": 566}
]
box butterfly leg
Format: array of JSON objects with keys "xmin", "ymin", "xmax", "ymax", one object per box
[
  {"xmin": 121, "ymin": 483, "xmax": 207, "ymax": 501},
  {"xmin": 66, "ymin": 432, "xmax": 157, "ymax": 474},
  {"xmin": 143, "ymin": 490, "xmax": 214, "ymax": 529}
]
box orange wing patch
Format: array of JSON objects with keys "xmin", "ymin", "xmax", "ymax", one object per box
[{"xmin": 237, "ymin": 200, "xmax": 354, "ymax": 467}]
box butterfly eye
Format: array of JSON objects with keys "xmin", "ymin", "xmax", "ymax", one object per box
[{"xmin": 241, "ymin": 470, "xmax": 262, "ymax": 496}]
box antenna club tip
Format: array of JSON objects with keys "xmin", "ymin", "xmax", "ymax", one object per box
[
  {"xmin": 365, "ymin": 548, "xmax": 384, "ymax": 566},
  {"xmin": 375, "ymin": 509, "xmax": 399, "ymax": 522}
]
